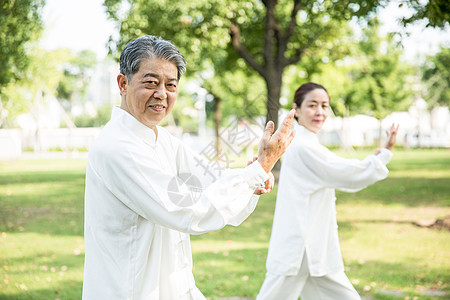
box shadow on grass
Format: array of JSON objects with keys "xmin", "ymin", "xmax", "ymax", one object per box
[
  {"xmin": 1, "ymin": 168, "xmax": 85, "ymax": 235},
  {"xmin": 388, "ymin": 154, "xmax": 450, "ymax": 173},
  {"xmin": 0, "ymin": 171, "xmax": 85, "ymax": 185},
  {"xmin": 345, "ymin": 259, "xmax": 450, "ymax": 298},
  {"xmin": 192, "ymin": 247, "xmax": 268, "ymax": 299},
  {"xmin": 337, "ymin": 177, "xmax": 450, "ymax": 207},
  {"xmin": 192, "ymin": 245, "xmax": 450, "ymax": 299}
]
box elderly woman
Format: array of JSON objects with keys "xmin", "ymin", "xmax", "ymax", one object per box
[{"xmin": 257, "ymin": 82, "xmax": 398, "ymax": 300}]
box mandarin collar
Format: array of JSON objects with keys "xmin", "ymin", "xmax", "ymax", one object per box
[
  {"xmin": 293, "ymin": 122, "xmax": 319, "ymax": 143},
  {"xmin": 111, "ymin": 106, "xmax": 157, "ymax": 144}
]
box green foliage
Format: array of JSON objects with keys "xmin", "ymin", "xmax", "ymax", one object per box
[
  {"xmin": 421, "ymin": 46, "xmax": 450, "ymax": 107},
  {"xmin": 321, "ymin": 19, "xmax": 414, "ymax": 119},
  {"xmin": 202, "ymin": 70, "xmax": 267, "ymax": 126},
  {"xmin": 0, "ymin": 48, "xmax": 73, "ymax": 127},
  {"xmin": 103, "ymin": 0, "xmax": 384, "ymax": 127},
  {"xmin": 0, "ymin": 0, "xmax": 45, "ymax": 89},
  {"xmin": 282, "ymin": 19, "xmax": 416, "ymax": 120},
  {"xmin": 0, "ymin": 47, "xmax": 98, "ymax": 128},
  {"xmin": 73, "ymin": 102, "xmax": 112, "ymax": 127},
  {"xmin": 400, "ymin": 0, "xmax": 450, "ymax": 28},
  {"xmin": 56, "ymin": 50, "xmax": 97, "ymax": 102}
]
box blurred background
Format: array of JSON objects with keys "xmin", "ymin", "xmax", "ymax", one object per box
[{"xmin": 1, "ymin": 0, "xmax": 449, "ymax": 160}]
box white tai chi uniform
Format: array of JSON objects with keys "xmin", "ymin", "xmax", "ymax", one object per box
[
  {"xmin": 257, "ymin": 123, "xmax": 392, "ymax": 300},
  {"xmin": 83, "ymin": 106, "xmax": 268, "ymax": 300}
]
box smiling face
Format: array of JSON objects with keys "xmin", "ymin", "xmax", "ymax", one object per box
[
  {"xmin": 117, "ymin": 57, "xmax": 178, "ymax": 130},
  {"xmin": 294, "ymin": 88, "xmax": 330, "ymax": 134}
]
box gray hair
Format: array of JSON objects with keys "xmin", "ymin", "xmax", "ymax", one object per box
[{"xmin": 119, "ymin": 35, "xmax": 186, "ymax": 81}]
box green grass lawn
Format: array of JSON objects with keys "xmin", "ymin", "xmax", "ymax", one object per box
[{"xmin": 0, "ymin": 149, "xmax": 449, "ymax": 299}]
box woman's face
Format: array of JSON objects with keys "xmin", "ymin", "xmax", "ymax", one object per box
[{"xmin": 294, "ymin": 88, "xmax": 330, "ymax": 134}]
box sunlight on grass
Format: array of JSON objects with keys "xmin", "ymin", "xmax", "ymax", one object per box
[
  {"xmin": 0, "ymin": 232, "xmax": 84, "ymax": 299},
  {"xmin": 0, "ymin": 149, "xmax": 449, "ymax": 299}
]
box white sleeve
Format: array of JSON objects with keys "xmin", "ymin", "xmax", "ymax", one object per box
[
  {"xmin": 296, "ymin": 143, "xmax": 392, "ymax": 193},
  {"xmin": 93, "ymin": 141, "xmax": 268, "ymax": 235}
]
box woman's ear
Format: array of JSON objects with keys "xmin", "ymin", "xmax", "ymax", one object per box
[{"xmin": 292, "ymin": 103, "xmax": 299, "ymax": 119}]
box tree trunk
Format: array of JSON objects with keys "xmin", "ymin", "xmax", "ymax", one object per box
[
  {"xmin": 264, "ymin": 71, "xmax": 283, "ymax": 176},
  {"xmin": 214, "ymin": 96, "xmax": 221, "ymax": 160},
  {"xmin": 378, "ymin": 119, "xmax": 383, "ymax": 148},
  {"xmin": 0, "ymin": 96, "xmax": 6, "ymax": 128},
  {"xmin": 265, "ymin": 72, "xmax": 282, "ymax": 129}
]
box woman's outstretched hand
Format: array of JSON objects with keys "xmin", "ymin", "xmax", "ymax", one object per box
[{"xmin": 385, "ymin": 123, "xmax": 399, "ymax": 151}]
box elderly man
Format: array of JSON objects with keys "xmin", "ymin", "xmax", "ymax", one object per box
[{"xmin": 82, "ymin": 35, "xmax": 295, "ymax": 300}]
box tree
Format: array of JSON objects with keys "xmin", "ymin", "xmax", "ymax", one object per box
[
  {"xmin": 329, "ymin": 19, "xmax": 414, "ymax": 146},
  {"xmin": 400, "ymin": 0, "xmax": 450, "ymax": 28},
  {"xmin": 421, "ymin": 46, "xmax": 450, "ymax": 107},
  {"xmin": 56, "ymin": 50, "xmax": 97, "ymax": 111},
  {"xmin": 104, "ymin": 0, "xmax": 386, "ymax": 128},
  {"xmin": 0, "ymin": 0, "xmax": 45, "ymax": 89},
  {"xmin": 0, "ymin": 47, "xmax": 72, "ymax": 128},
  {"xmin": 345, "ymin": 20, "xmax": 414, "ymax": 119},
  {"xmin": 202, "ymin": 68, "xmax": 267, "ymax": 158}
]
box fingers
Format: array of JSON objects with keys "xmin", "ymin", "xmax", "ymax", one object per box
[
  {"xmin": 253, "ymin": 187, "xmax": 266, "ymax": 195},
  {"xmin": 247, "ymin": 156, "xmax": 258, "ymax": 166},
  {"xmin": 390, "ymin": 123, "xmax": 399, "ymax": 133},
  {"xmin": 288, "ymin": 129, "xmax": 296, "ymax": 145},
  {"xmin": 264, "ymin": 121, "xmax": 275, "ymax": 137},
  {"xmin": 278, "ymin": 109, "xmax": 296, "ymax": 134},
  {"xmin": 387, "ymin": 124, "xmax": 399, "ymax": 137},
  {"xmin": 385, "ymin": 123, "xmax": 399, "ymax": 151},
  {"xmin": 255, "ymin": 172, "xmax": 275, "ymax": 195}
]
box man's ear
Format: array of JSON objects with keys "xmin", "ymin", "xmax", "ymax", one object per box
[
  {"xmin": 292, "ymin": 103, "xmax": 297, "ymax": 110},
  {"xmin": 117, "ymin": 74, "xmax": 128, "ymax": 96}
]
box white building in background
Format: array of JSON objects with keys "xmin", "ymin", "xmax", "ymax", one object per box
[
  {"xmin": 0, "ymin": 57, "xmax": 121, "ymax": 159},
  {"xmin": 296, "ymin": 98, "xmax": 450, "ymax": 149},
  {"xmin": 85, "ymin": 57, "xmax": 121, "ymax": 108},
  {"xmin": 1, "ymin": 64, "xmax": 449, "ymax": 160},
  {"xmin": 70, "ymin": 57, "xmax": 121, "ymax": 118},
  {"xmin": 1, "ymin": 104, "xmax": 449, "ymax": 160}
]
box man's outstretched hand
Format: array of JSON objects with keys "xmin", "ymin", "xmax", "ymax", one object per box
[
  {"xmin": 247, "ymin": 157, "xmax": 274, "ymax": 195},
  {"xmin": 257, "ymin": 109, "xmax": 296, "ymax": 173}
]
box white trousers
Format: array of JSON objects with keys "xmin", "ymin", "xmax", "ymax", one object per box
[{"xmin": 256, "ymin": 255, "xmax": 360, "ymax": 300}]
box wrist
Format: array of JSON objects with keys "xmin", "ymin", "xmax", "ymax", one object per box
[{"xmin": 257, "ymin": 157, "xmax": 273, "ymax": 173}]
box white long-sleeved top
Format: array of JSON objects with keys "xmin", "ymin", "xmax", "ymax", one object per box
[
  {"xmin": 265, "ymin": 123, "xmax": 392, "ymax": 277},
  {"xmin": 83, "ymin": 107, "xmax": 268, "ymax": 300}
]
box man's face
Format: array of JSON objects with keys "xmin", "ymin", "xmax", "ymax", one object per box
[{"xmin": 118, "ymin": 57, "xmax": 178, "ymax": 129}]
